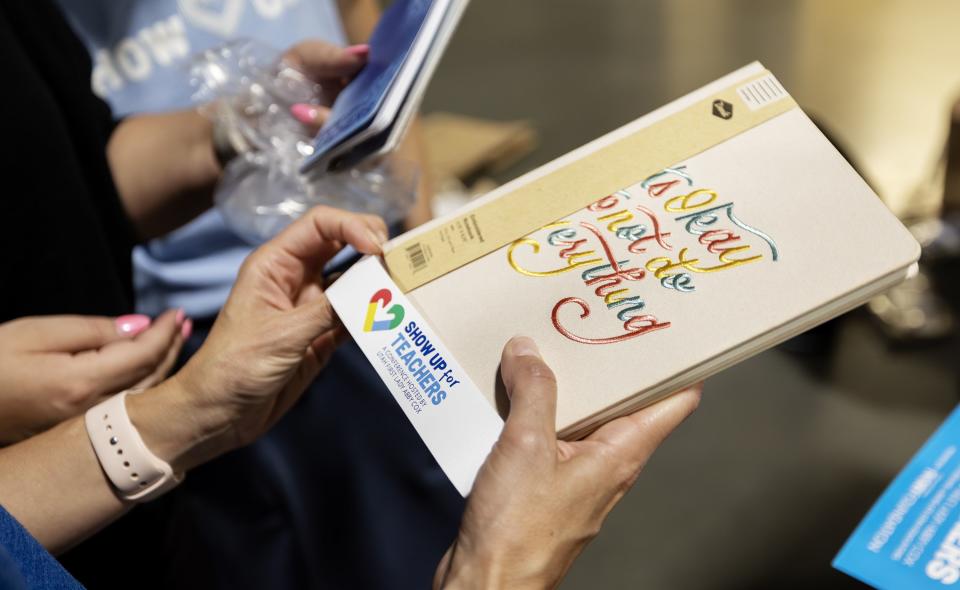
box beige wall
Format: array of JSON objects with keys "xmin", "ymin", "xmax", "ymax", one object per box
[{"xmin": 663, "ymin": 0, "xmax": 960, "ymax": 219}]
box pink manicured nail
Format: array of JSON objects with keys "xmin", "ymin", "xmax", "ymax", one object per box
[
  {"xmin": 181, "ymin": 318, "xmax": 193, "ymax": 340},
  {"xmin": 345, "ymin": 44, "xmax": 370, "ymax": 57},
  {"xmin": 175, "ymin": 308, "xmax": 185, "ymax": 326},
  {"xmin": 291, "ymin": 103, "xmax": 321, "ymax": 125},
  {"xmin": 115, "ymin": 314, "xmax": 151, "ymax": 337}
]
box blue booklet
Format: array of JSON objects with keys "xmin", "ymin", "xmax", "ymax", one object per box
[
  {"xmin": 835, "ymin": 405, "xmax": 960, "ymax": 589},
  {"xmin": 301, "ymin": 0, "xmax": 466, "ymax": 173},
  {"xmin": 302, "ymin": 0, "xmax": 430, "ymax": 172}
]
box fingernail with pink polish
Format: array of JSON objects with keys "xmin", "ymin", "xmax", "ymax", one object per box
[
  {"xmin": 181, "ymin": 318, "xmax": 193, "ymax": 340},
  {"xmin": 175, "ymin": 308, "xmax": 185, "ymax": 326},
  {"xmin": 291, "ymin": 103, "xmax": 321, "ymax": 125},
  {"xmin": 115, "ymin": 314, "xmax": 151, "ymax": 337},
  {"xmin": 345, "ymin": 44, "xmax": 370, "ymax": 57}
]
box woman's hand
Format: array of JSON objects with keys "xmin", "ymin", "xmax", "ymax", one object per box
[
  {"xmin": 109, "ymin": 40, "xmax": 368, "ymax": 240},
  {"xmin": 284, "ymin": 40, "xmax": 369, "ymax": 128},
  {"xmin": 0, "ymin": 311, "xmax": 187, "ymax": 443},
  {"xmin": 435, "ymin": 337, "xmax": 702, "ymax": 590},
  {"xmin": 0, "ymin": 208, "xmax": 382, "ymax": 552},
  {"xmin": 129, "ymin": 206, "xmax": 387, "ymax": 472}
]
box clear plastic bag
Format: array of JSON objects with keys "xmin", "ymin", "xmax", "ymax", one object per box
[{"xmin": 189, "ymin": 39, "xmax": 417, "ymax": 244}]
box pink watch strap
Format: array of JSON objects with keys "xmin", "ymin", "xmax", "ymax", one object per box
[{"xmin": 85, "ymin": 391, "xmax": 184, "ymax": 502}]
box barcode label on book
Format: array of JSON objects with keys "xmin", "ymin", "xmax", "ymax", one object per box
[
  {"xmin": 406, "ymin": 242, "xmax": 428, "ymax": 273},
  {"xmin": 737, "ymin": 74, "xmax": 787, "ymax": 111}
]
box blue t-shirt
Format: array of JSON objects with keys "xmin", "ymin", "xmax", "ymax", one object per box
[
  {"xmin": 57, "ymin": 0, "xmax": 348, "ymax": 318},
  {"xmin": 0, "ymin": 505, "xmax": 82, "ymax": 589}
]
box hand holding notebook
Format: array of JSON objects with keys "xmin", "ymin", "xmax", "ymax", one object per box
[
  {"xmin": 327, "ymin": 62, "xmax": 921, "ymax": 495},
  {"xmin": 434, "ymin": 336, "xmax": 701, "ymax": 587}
]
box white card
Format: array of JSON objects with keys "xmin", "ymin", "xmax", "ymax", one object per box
[{"xmin": 326, "ymin": 256, "xmax": 503, "ymax": 496}]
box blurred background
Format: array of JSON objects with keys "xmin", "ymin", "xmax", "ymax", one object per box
[{"xmin": 418, "ymin": 0, "xmax": 960, "ymax": 587}]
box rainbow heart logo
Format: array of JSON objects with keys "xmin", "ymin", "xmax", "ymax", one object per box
[{"xmin": 364, "ymin": 289, "xmax": 405, "ymax": 332}]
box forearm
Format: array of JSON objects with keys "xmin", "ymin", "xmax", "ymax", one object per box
[
  {"xmin": 0, "ymin": 379, "xmax": 230, "ymax": 554},
  {"xmin": 108, "ymin": 110, "xmax": 221, "ymax": 240},
  {"xmin": 0, "ymin": 416, "xmax": 126, "ymax": 554}
]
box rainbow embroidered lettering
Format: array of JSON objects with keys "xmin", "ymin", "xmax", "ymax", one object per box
[{"xmin": 507, "ymin": 164, "xmax": 779, "ymax": 344}]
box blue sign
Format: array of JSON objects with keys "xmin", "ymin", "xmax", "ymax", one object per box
[{"xmin": 835, "ymin": 405, "xmax": 960, "ymax": 589}]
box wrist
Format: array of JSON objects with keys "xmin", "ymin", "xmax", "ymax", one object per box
[
  {"xmin": 125, "ymin": 376, "xmax": 234, "ymax": 473},
  {"xmin": 195, "ymin": 112, "xmax": 224, "ymax": 181},
  {"xmin": 209, "ymin": 105, "xmax": 249, "ymax": 169},
  {"xmin": 439, "ymin": 543, "xmax": 552, "ymax": 590}
]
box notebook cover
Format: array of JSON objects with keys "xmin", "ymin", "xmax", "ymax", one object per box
[{"xmin": 388, "ymin": 63, "xmax": 920, "ymax": 435}]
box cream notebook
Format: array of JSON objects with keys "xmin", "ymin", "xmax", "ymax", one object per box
[{"xmin": 375, "ymin": 62, "xmax": 920, "ymax": 439}]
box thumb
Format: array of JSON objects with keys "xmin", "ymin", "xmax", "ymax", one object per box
[
  {"xmin": 497, "ymin": 337, "xmax": 559, "ymax": 451},
  {"xmin": 17, "ymin": 314, "xmax": 152, "ymax": 353}
]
